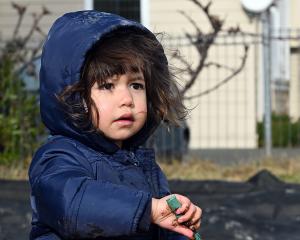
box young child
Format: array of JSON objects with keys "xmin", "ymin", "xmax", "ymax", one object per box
[{"xmin": 29, "ymin": 10, "xmax": 202, "ymax": 240}]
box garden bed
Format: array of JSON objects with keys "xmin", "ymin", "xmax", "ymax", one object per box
[{"xmin": 1, "ymin": 170, "xmax": 300, "ymax": 240}]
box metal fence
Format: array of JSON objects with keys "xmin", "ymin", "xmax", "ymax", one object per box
[
  {"xmin": 152, "ymin": 29, "xmax": 300, "ymax": 161},
  {"xmin": 1, "ymin": 28, "xmax": 300, "ymax": 162}
]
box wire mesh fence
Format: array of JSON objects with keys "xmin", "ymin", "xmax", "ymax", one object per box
[
  {"xmin": 1, "ymin": 22, "xmax": 300, "ymax": 162},
  {"xmin": 152, "ymin": 29, "xmax": 300, "ymax": 160}
]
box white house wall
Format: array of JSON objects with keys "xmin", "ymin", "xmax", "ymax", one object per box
[
  {"xmin": 150, "ymin": 0, "xmax": 258, "ymax": 148},
  {"xmin": 289, "ymin": 51, "xmax": 300, "ymax": 121},
  {"xmin": 0, "ymin": 0, "xmax": 83, "ymax": 44},
  {"xmin": 290, "ymin": 0, "xmax": 300, "ymax": 30},
  {"xmin": 289, "ymin": 0, "xmax": 300, "ymax": 122}
]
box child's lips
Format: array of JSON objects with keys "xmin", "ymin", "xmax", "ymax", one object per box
[{"xmin": 114, "ymin": 113, "xmax": 134, "ymax": 125}]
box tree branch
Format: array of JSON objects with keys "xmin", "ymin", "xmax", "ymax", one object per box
[
  {"xmin": 2, "ymin": 4, "xmax": 50, "ymax": 79},
  {"xmin": 203, "ymin": 62, "xmax": 236, "ymax": 72},
  {"xmin": 184, "ymin": 45, "xmax": 248, "ymax": 100},
  {"xmin": 172, "ymin": 52, "xmax": 195, "ymax": 75},
  {"xmin": 188, "ymin": 0, "xmax": 223, "ymax": 33},
  {"xmin": 21, "ymin": 6, "xmax": 50, "ymax": 49},
  {"xmin": 11, "ymin": 2, "xmax": 26, "ymax": 39},
  {"xmin": 175, "ymin": 0, "xmax": 247, "ymax": 99},
  {"xmin": 178, "ymin": 10, "xmax": 202, "ymax": 36}
]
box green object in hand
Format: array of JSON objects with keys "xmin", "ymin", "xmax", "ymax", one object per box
[
  {"xmin": 166, "ymin": 195, "xmax": 183, "ymax": 219},
  {"xmin": 166, "ymin": 195, "xmax": 202, "ymax": 240}
]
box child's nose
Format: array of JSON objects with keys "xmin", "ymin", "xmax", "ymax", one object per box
[{"xmin": 119, "ymin": 88, "xmax": 134, "ymax": 107}]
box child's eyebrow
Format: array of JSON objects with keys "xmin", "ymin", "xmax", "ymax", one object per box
[
  {"xmin": 107, "ymin": 74, "xmax": 145, "ymax": 82},
  {"xmin": 129, "ymin": 74, "xmax": 145, "ymax": 81}
]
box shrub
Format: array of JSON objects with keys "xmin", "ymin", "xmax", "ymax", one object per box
[
  {"xmin": 0, "ymin": 56, "xmax": 45, "ymax": 164},
  {"xmin": 257, "ymin": 114, "xmax": 300, "ymax": 147},
  {"xmin": 0, "ymin": 2, "xmax": 49, "ymax": 165}
]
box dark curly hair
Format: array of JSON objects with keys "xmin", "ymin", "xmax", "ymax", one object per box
[{"xmin": 57, "ymin": 27, "xmax": 187, "ymax": 133}]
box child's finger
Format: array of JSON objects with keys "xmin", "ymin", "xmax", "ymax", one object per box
[
  {"xmin": 189, "ymin": 218, "xmax": 202, "ymax": 232},
  {"xmin": 174, "ymin": 195, "xmax": 191, "ymax": 215},
  {"xmin": 192, "ymin": 218, "xmax": 201, "ymax": 231},
  {"xmin": 176, "ymin": 201, "xmax": 190, "ymax": 215},
  {"xmin": 174, "ymin": 194, "xmax": 191, "ymax": 211},
  {"xmin": 169, "ymin": 215, "xmax": 194, "ymax": 239},
  {"xmin": 178, "ymin": 204, "xmax": 197, "ymax": 224},
  {"xmin": 172, "ymin": 223, "xmax": 195, "ymax": 239},
  {"xmin": 186, "ymin": 206, "xmax": 202, "ymax": 226},
  {"xmin": 187, "ymin": 207, "xmax": 202, "ymax": 231}
]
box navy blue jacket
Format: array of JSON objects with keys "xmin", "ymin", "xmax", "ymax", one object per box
[{"xmin": 29, "ymin": 11, "xmax": 187, "ymax": 240}]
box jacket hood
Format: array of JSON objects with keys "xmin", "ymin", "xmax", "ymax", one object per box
[{"xmin": 40, "ymin": 11, "xmax": 163, "ymax": 154}]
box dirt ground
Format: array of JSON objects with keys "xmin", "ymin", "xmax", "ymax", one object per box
[{"xmin": 1, "ymin": 170, "xmax": 300, "ymax": 240}]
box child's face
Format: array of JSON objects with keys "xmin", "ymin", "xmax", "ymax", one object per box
[{"xmin": 91, "ymin": 72, "xmax": 147, "ymax": 147}]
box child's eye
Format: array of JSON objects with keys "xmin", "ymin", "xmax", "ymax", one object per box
[
  {"xmin": 99, "ymin": 83, "xmax": 114, "ymax": 90},
  {"xmin": 130, "ymin": 83, "xmax": 145, "ymax": 90}
]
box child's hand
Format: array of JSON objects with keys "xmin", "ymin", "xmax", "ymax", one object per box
[{"xmin": 151, "ymin": 194, "xmax": 202, "ymax": 239}]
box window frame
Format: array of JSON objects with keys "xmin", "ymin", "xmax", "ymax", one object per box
[{"xmin": 84, "ymin": 0, "xmax": 149, "ymax": 27}]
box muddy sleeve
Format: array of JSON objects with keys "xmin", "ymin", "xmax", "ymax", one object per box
[{"xmin": 29, "ymin": 142, "xmax": 151, "ymax": 238}]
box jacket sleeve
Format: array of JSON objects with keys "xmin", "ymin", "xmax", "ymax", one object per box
[
  {"xmin": 29, "ymin": 141, "xmax": 151, "ymax": 239},
  {"xmin": 154, "ymin": 161, "xmax": 171, "ymax": 197}
]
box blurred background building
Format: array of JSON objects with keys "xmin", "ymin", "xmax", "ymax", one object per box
[{"xmin": 0, "ymin": 0, "xmax": 300, "ymax": 161}]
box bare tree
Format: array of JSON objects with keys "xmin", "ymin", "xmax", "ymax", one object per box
[
  {"xmin": 0, "ymin": 2, "xmax": 50, "ymax": 164},
  {"xmin": 175, "ymin": 0, "xmax": 249, "ymax": 99},
  {"xmin": 2, "ymin": 2, "xmax": 50, "ymax": 76},
  {"xmin": 151, "ymin": 0, "xmax": 249, "ymax": 162}
]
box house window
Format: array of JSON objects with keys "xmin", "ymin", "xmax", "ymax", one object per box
[{"xmin": 94, "ymin": 0, "xmax": 141, "ymax": 22}]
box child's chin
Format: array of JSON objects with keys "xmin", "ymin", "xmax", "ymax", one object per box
[{"xmin": 110, "ymin": 133, "xmax": 136, "ymax": 142}]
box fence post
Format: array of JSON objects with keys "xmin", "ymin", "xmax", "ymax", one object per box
[{"xmin": 262, "ymin": 10, "xmax": 272, "ymax": 156}]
